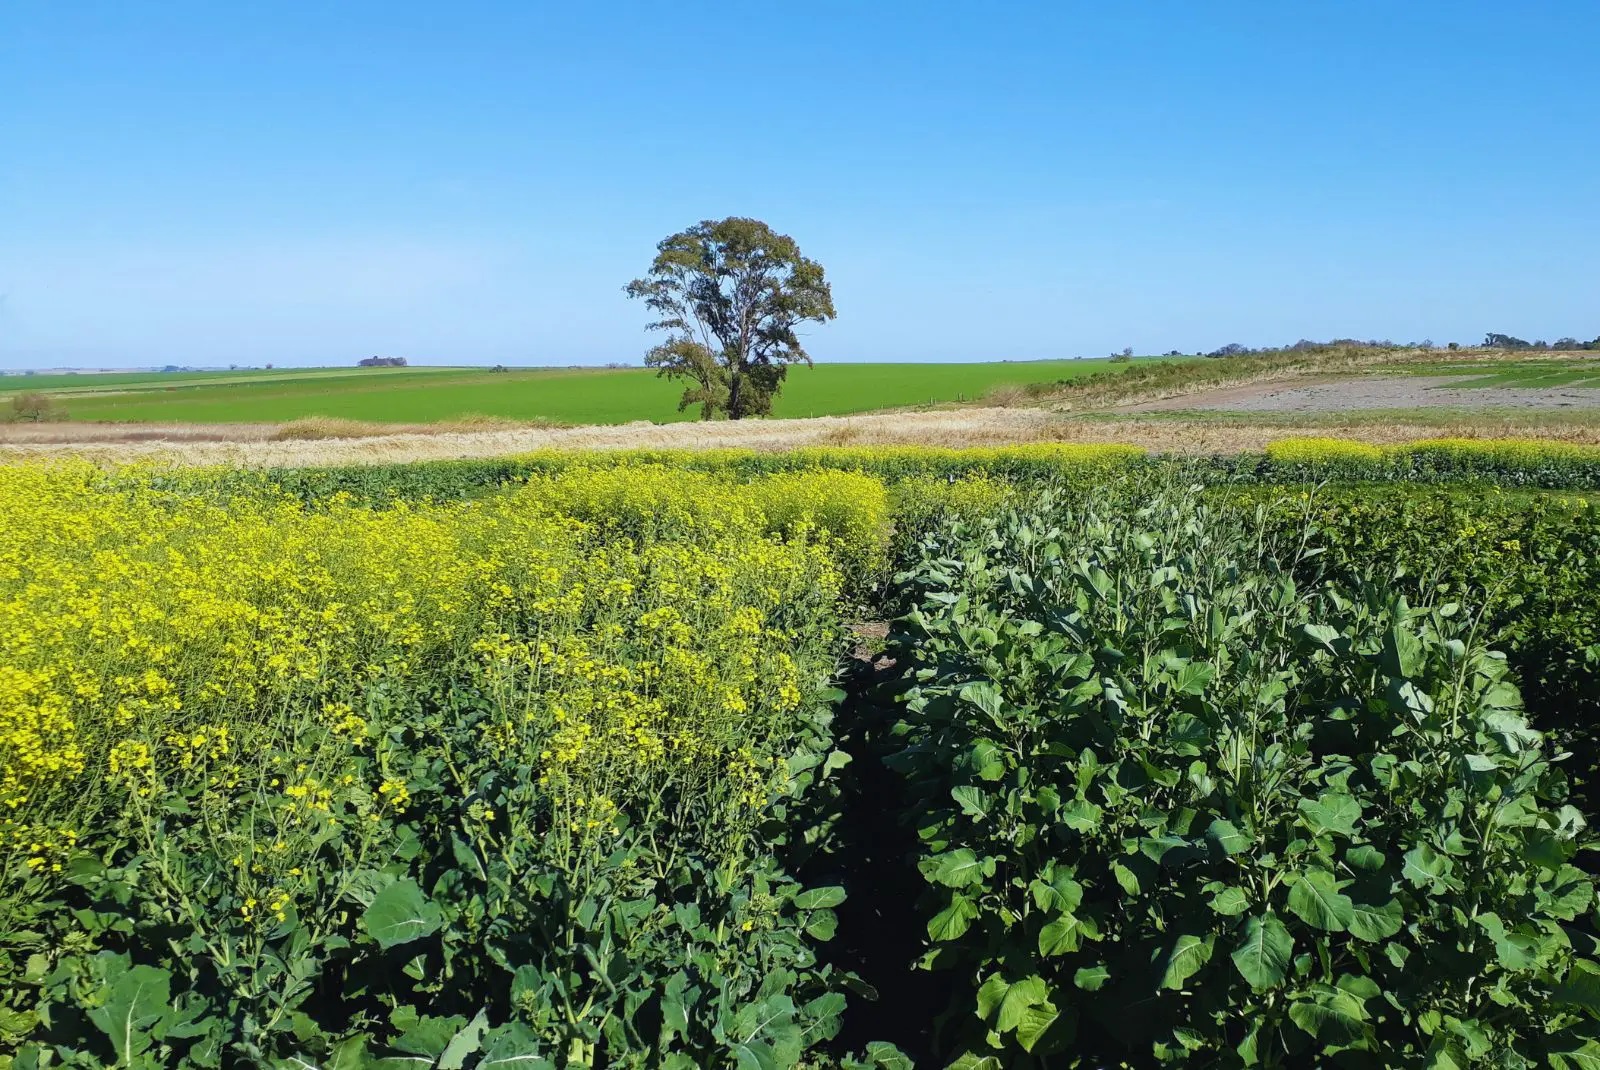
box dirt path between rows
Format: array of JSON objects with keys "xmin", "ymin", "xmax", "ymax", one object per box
[{"xmin": 1125, "ymin": 375, "xmax": 1600, "ymax": 414}]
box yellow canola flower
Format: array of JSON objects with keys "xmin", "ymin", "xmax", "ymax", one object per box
[{"xmin": 0, "ymin": 459, "xmax": 856, "ymax": 875}]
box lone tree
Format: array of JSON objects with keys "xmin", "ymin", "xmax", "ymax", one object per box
[
  {"xmin": 10, "ymin": 391, "xmax": 59, "ymax": 422},
  {"xmin": 626, "ymin": 217, "xmax": 834, "ymax": 419}
]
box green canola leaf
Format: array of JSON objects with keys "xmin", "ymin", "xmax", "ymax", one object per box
[
  {"xmin": 1175, "ymin": 660, "xmax": 1216, "ymax": 695},
  {"xmin": 1297, "ymin": 792, "xmax": 1362, "ymax": 837},
  {"xmin": 1347, "ymin": 898, "xmax": 1404, "ymax": 942},
  {"xmin": 951, "ymin": 785, "xmax": 987, "ymax": 817},
  {"xmin": 1210, "ymin": 885, "xmax": 1251, "ymax": 916},
  {"xmin": 473, "ymin": 1017, "xmax": 556, "ymax": 1068},
  {"xmin": 362, "ymin": 879, "xmax": 445, "ymax": 949},
  {"xmin": 1160, "ymin": 933, "xmax": 1214, "ymax": 990},
  {"xmin": 1059, "ymin": 797, "xmax": 1102, "ymax": 832},
  {"xmin": 439, "ymin": 1009, "xmax": 490, "ymax": 1070},
  {"xmin": 919, "ymin": 849, "xmax": 991, "ymax": 889},
  {"xmin": 1346, "ymin": 844, "xmax": 1386, "ymax": 871},
  {"xmin": 794, "ymin": 885, "xmax": 846, "ymax": 910},
  {"xmin": 1555, "ymin": 958, "xmax": 1600, "ymax": 1015},
  {"xmin": 1287, "ymin": 869, "xmax": 1356, "ymax": 932},
  {"xmin": 1038, "ymin": 913, "xmax": 1089, "ymax": 956},
  {"xmin": 1402, "ymin": 843, "xmax": 1452, "ymax": 890},
  {"xmin": 86, "ymin": 963, "xmax": 172, "ymax": 1066},
  {"xmin": 1287, "ymin": 987, "xmax": 1368, "ymax": 1045},
  {"xmin": 1206, "ymin": 818, "xmax": 1250, "ymax": 857},
  {"xmin": 996, "ymin": 976, "xmax": 1051, "ymax": 1033},
  {"xmin": 1232, "ymin": 914, "xmax": 1294, "ymax": 990},
  {"xmin": 1303, "ymin": 623, "xmax": 1341, "ymax": 651},
  {"xmin": 1074, "ymin": 964, "xmax": 1111, "ymax": 990},
  {"xmin": 928, "ymin": 894, "xmax": 979, "ymax": 941},
  {"xmin": 960, "ymin": 681, "xmax": 1005, "ymax": 721}
]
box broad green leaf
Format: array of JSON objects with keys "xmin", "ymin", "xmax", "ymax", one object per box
[
  {"xmin": 968, "ymin": 739, "xmax": 1006, "ymax": 782},
  {"xmin": 860, "ymin": 1041, "xmax": 915, "ymax": 1070},
  {"xmin": 1346, "ymin": 844, "xmax": 1386, "ymax": 872},
  {"xmin": 361, "ymin": 880, "xmax": 444, "ymax": 949},
  {"xmin": 1287, "ymin": 869, "xmax": 1355, "ymax": 932},
  {"xmin": 1402, "ymin": 844, "xmax": 1451, "ymax": 889},
  {"xmin": 1546, "ymin": 1036, "xmax": 1600, "ymax": 1070},
  {"xmin": 393, "ymin": 1014, "xmax": 468, "ymax": 1058},
  {"xmin": 1206, "ymin": 818, "xmax": 1250, "ymax": 857},
  {"xmin": 1303, "ymin": 623, "xmax": 1341, "ymax": 650},
  {"xmin": 805, "ymin": 910, "xmax": 838, "ymax": 941},
  {"xmin": 87, "ymin": 963, "xmax": 171, "ymax": 1065},
  {"xmin": 1383, "ymin": 623, "xmax": 1424, "ymax": 678},
  {"xmin": 1014, "ymin": 1003, "xmax": 1065, "ymax": 1053},
  {"xmin": 1160, "ymin": 933, "xmax": 1214, "ymax": 990},
  {"xmin": 1059, "ymin": 798, "xmax": 1102, "ymax": 832},
  {"xmin": 1473, "ymin": 913, "xmax": 1540, "ymax": 970},
  {"xmin": 480, "ymin": 1020, "xmax": 554, "ymax": 1069},
  {"xmin": 960, "ymin": 682, "xmax": 1005, "ymax": 721},
  {"xmin": 996, "ymin": 976, "xmax": 1050, "ymax": 1033},
  {"xmin": 1175, "ymin": 661, "xmax": 1216, "ymax": 695},
  {"xmin": 950, "ymin": 785, "xmax": 987, "ymax": 818},
  {"xmin": 1421, "ymin": 1037, "xmax": 1469, "ymax": 1070},
  {"xmin": 324, "ymin": 1037, "xmax": 372, "ymax": 1070},
  {"xmin": 803, "ymin": 992, "xmax": 847, "ymax": 1023},
  {"xmin": 1287, "ymin": 988, "xmax": 1367, "ymax": 1045},
  {"xmin": 1210, "ymin": 886, "xmax": 1251, "ymax": 916},
  {"xmin": 1297, "ymin": 792, "xmax": 1362, "ymax": 837},
  {"xmin": 732, "ymin": 1039, "xmax": 780, "ymax": 1070},
  {"xmin": 1556, "ymin": 959, "xmax": 1600, "ymax": 1015},
  {"xmin": 928, "ymin": 894, "xmax": 978, "ymax": 941},
  {"xmin": 920, "ymin": 850, "xmax": 991, "ymax": 889},
  {"xmin": 1038, "ymin": 914, "xmax": 1087, "ymax": 957},
  {"xmin": 1030, "ymin": 871, "xmax": 1083, "ymax": 913},
  {"xmin": 438, "ymin": 1010, "xmax": 489, "ymax": 1070},
  {"xmin": 1347, "ymin": 898, "xmax": 1404, "ymax": 942},
  {"xmin": 794, "ymin": 886, "xmax": 846, "ymax": 910},
  {"xmin": 1232, "ymin": 914, "xmax": 1293, "ymax": 990},
  {"xmin": 1111, "ymin": 861, "xmax": 1140, "ymax": 896},
  {"xmin": 1073, "ymin": 964, "xmax": 1110, "ymax": 990},
  {"xmin": 975, "ymin": 974, "xmax": 1009, "ymax": 1021},
  {"xmin": 947, "ymin": 1055, "xmax": 1004, "ymax": 1070}
]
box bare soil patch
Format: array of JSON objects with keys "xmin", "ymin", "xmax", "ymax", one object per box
[{"xmin": 1126, "ymin": 375, "xmax": 1600, "ymax": 415}]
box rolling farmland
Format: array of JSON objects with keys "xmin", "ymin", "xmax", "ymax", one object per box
[{"xmin": 0, "ymin": 358, "xmax": 1184, "ymax": 425}]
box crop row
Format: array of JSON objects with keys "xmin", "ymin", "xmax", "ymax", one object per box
[
  {"xmin": 879, "ymin": 481, "xmax": 1600, "ymax": 1065},
  {"xmin": 0, "ymin": 463, "xmax": 904, "ymax": 1068},
  {"xmin": 116, "ymin": 437, "xmax": 1600, "ymax": 508},
  {"xmin": 3, "ymin": 458, "xmax": 1599, "ymax": 1067}
]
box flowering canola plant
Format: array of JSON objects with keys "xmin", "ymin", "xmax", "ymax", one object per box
[{"xmin": 0, "ymin": 460, "xmax": 891, "ymax": 1066}]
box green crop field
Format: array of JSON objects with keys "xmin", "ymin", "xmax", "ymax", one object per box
[
  {"xmin": 0, "ymin": 358, "xmax": 1185, "ymax": 424},
  {"xmin": 8, "ymin": 444, "xmax": 1600, "ymax": 1067},
  {"xmin": 1389, "ymin": 357, "xmax": 1600, "ymax": 388}
]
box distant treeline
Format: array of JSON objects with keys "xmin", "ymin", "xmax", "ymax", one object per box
[
  {"xmin": 1481, "ymin": 332, "xmax": 1600, "ymax": 352},
  {"xmin": 1174, "ymin": 333, "xmax": 1600, "ymax": 359}
]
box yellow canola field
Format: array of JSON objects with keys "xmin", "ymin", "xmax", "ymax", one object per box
[{"xmin": 0, "ymin": 462, "xmax": 886, "ymax": 879}]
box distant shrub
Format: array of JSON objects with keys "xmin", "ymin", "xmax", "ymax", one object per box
[{"xmin": 7, "ymin": 391, "xmax": 65, "ymax": 423}]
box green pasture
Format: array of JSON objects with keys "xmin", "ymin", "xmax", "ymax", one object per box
[
  {"xmin": 0, "ymin": 358, "xmax": 1184, "ymax": 424},
  {"xmin": 1389, "ymin": 358, "xmax": 1600, "ymax": 388}
]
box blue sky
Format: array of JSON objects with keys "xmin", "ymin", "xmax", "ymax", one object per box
[{"xmin": 2, "ymin": 2, "xmax": 1596, "ymax": 369}]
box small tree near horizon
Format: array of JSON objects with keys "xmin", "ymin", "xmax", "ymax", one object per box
[
  {"xmin": 11, "ymin": 391, "xmax": 59, "ymax": 422},
  {"xmin": 625, "ymin": 217, "xmax": 835, "ymax": 419}
]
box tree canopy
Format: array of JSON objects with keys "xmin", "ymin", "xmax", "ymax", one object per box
[{"xmin": 626, "ymin": 217, "xmax": 834, "ymax": 419}]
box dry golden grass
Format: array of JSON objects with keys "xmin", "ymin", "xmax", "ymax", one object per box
[
  {"xmin": 8, "ymin": 406, "xmax": 1600, "ymax": 468},
  {"xmin": 268, "ymin": 413, "xmax": 544, "ymax": 441}
]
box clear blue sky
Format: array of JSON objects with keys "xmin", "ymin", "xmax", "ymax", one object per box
[{"xmin": 2, "ymin": 2, "xmax": 1596, "ymax": 369}]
